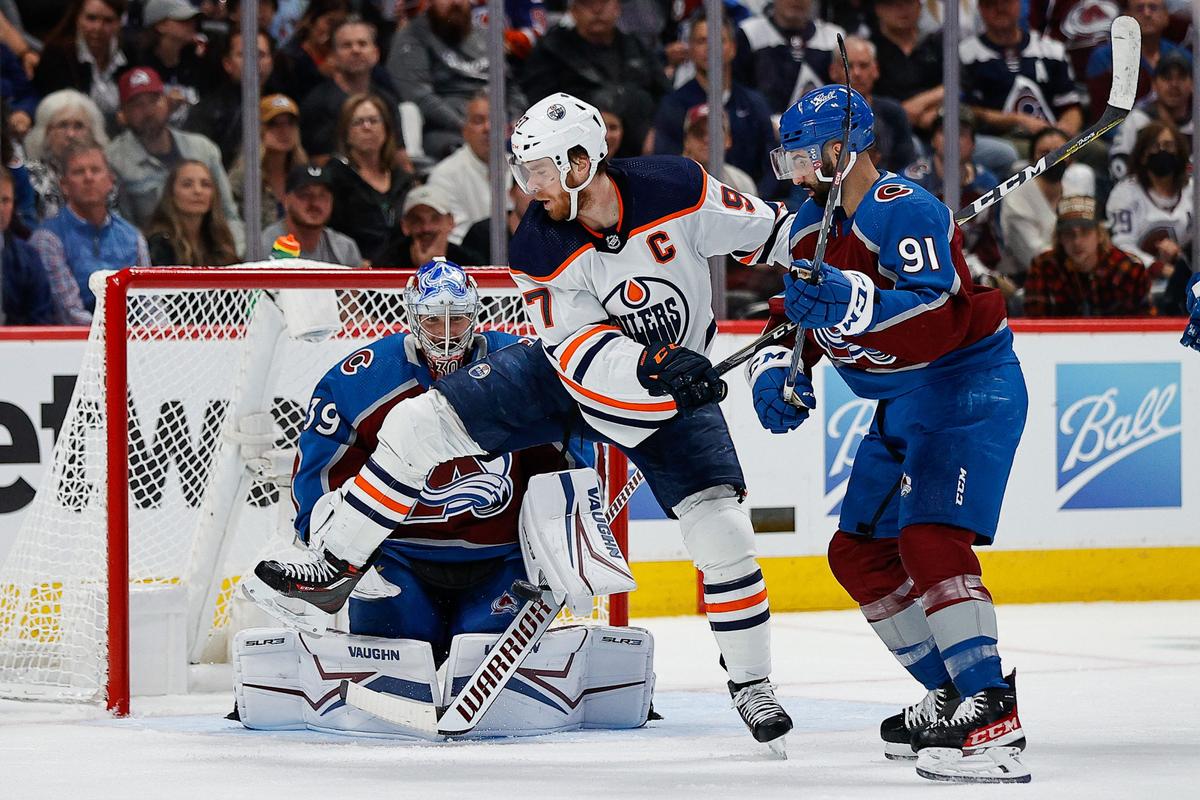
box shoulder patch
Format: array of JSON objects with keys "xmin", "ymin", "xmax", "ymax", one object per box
[
  {"xmin": 874, "ymin": 183, "xmax": 914, "ymax": 203},
  {"xmin": 340, "ymin": 348, "xmax": 374, "ymax": 376}
]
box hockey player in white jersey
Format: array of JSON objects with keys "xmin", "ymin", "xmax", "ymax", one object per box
[{"xmin": 245, "ymin": 92, "xmax": 798, "ymax": 751}]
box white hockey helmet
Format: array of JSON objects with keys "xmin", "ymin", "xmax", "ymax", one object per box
[
  {"xmin": 404, "ymin": 258, "xmax": 481, "ymax": 377},
  {"xmin": 508, "ymin": 92, "xmax": 608, "ymax": 221}
]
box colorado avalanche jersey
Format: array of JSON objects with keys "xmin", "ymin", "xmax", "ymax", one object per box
[
  {"xmin": 292, "ymin": 331, "xmax": 571, "ymax": 562},
  {"xmin": 509, "ymin": 156, "xmax": 792, "ymax": 446},
  {"xmin": 788, "ymin": 171, "xmax": 1016, "ymax": 399}
]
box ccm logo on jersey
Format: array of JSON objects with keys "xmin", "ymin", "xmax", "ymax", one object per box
[
  {"xmin": 340, "ymin": 348, "xmax": 374, "ymax": 375},
  {"xmin": 602, "ymin": 277, "xmax": 691, "ymax": 345},
  {"xmin": 874, "ymin": 184, "xmax": 913, "ymax": 203}
]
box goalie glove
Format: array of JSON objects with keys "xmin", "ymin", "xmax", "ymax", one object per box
[{"xmin": 636, "ymin": 341, "xmax": 728, "ymax": 408}]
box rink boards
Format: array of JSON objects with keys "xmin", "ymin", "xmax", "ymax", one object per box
[{"xmin": 0, "ymin": 320, "xmax": 1195, "ymax": 615}]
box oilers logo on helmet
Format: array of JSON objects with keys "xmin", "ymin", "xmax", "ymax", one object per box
[
  {"xmin": 407, "ymin": 454, "xmax": 515, "ymax": 523},
  {"xmin": 602, "ymin": 277, "xmax": 690, "ymax": 345},
  {"xmin": 546, "ymin": 103, "xmax": 566, "ymax": 121}
]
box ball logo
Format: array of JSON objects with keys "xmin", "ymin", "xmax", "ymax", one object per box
[
  {"xmin": 468, "ymin": 363, "xmax": 491, "ymax": 379},
  {"xmin": 823, "ymin": 368, "xmax": 877, "ymax": 516},
  {"xmin": 546, "ymin": 103, "xmax": 566, "ymax": 121},
  {"xmin": 602, "ymin": 276, "xmax": 690, "ymax": 345},
  {"xmin": 408, "ymin": 454, "xmax": 515, "ymax": 522},
  {"xmin": 1055, "ymin": 363, "xmax": 1182, "ymax": 509}
]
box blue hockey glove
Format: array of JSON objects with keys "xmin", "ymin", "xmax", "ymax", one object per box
[
  {"xmin": 1182, "ymin": 272, "xmax": 1200, "ymax": 352},
  {"xmin": 783, "ymin": 261, "xmax": 876, "ymax": 334},
  {"xmin": 746, "ymin": 346, "xmax": 813, "ymax": 434},
  {"xmin": 637, "ymin": 342, "xmax": 728, "ymax": 408}
]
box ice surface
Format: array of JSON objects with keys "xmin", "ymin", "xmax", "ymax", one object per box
[{"xmin": 2, "ymin": 602, "xmax": 1197, "ymax": 799}]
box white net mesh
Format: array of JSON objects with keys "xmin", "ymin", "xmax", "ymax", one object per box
[{"xmin": 0, "ymin": 265, "xmax": 616, "ymax": 705}]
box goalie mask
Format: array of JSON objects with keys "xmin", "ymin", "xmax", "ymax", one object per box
[
  {"xmin": 508, "ymin": 92, "xmax": 608, "ymax": 222},
  {"xmin": 404, "ymin": 259, "xmax": 480, "ymax": 377}
]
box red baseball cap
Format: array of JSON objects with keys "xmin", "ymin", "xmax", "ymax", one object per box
[{"xmin": 118, "ymin": 68, "xmax": 165, "ymax": 105}]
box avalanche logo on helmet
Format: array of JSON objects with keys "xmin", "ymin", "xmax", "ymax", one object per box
[
  {"xmin": 407, "ymin": 454, "xmax": 515, "ymax": 522},
  {"xmin": 602, "ymin": 277, "xmax": 690, "ymax": 345}
]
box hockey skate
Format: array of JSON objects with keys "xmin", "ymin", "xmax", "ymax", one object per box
[
  {"xmin": 240, "ymin": 549, "xmax": 370, "ymax": 636},
  {"xmin": 912, "ymin": 671, "xmax": 1029, "ymax": 783},
  {"xmin": 729, "ymin": 679, "xmax": 793, "ymax": 758},
  {"xmin": 880, "ymin": 680, "xmax": 960, "ymax": 761}
]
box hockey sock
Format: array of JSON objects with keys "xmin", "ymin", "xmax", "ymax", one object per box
[
  {"xmin": 828, "ymin": 531, "xmax": 951, "ymax": 690},
  {"xmin": 899, "ymin": 524, "xmax": 1006, "ymax": 697},
  {"xmin": 678, "ymin": 488, "xmax": 771, "ymax": 683}
]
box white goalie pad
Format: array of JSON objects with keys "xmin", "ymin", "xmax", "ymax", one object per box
[
  {"xmin": 443, "ymin": 625, "xmax": 655, "ymax": 736},
  {"xmin": 233, "ymin": 628, "xmax": 441, "ymax": 739},
  {"xmin": 519, "ymin": 469, "xmax": 636, "ymax": 616}
]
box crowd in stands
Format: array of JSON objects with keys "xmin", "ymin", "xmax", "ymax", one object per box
[{"xmin": 0, "ymin": 0, "xmax": 1196, "ymax": 327}]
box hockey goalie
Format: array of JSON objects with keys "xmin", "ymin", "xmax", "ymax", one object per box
[{"xmin": 234, "ymin": 260, "xmax": 653, "ymax": 738}]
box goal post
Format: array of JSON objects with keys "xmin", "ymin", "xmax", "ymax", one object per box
[{"xmin": 0, "ymin": 265, "xmax": 630, "ymax": 716}]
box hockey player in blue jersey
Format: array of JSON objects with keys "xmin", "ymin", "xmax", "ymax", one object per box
[
  {"xmin": 748, "ymin": 86, "xmax": 1030, "ymax": 783},
  {"xmin": 290, "ymin": 259, "xmax": 575, "ymax": 660},
  {"xmin": 246, "ymin": 92, "xmax": 798, "ymax": 752},
  {"xmin": 1181, "ymin": 272, "xmax": 1200, "ymax": 352}
]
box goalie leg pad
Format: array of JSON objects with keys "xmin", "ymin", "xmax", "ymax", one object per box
[
  {"xmin": 520, "ymin": 469, "xmax": 636, "ymax": 616},
  {"xmin": 441, "ymin": 625, "xmax": 655, "ymax": 737},
  {"xmin": 321, "ymin": 390, "xmax": 486, "ymax": 566},
  {"xmin": 677, "ymin": 486, "xmax": 771, "ymax": 683},
  {"xmin": 233, "ymin": 627, "xmax": 441, "ymax": 738}
]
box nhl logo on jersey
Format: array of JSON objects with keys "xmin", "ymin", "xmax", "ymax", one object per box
[
  {"xmin": 900, "ymin": 473, "xmax": 912, "ymax": 497},
  {"xmin": 468, "ymin": 363, "xmax": 491, "ymax": 379},
  {"xmin": 546, "ymin": 103, "xmax": 566, "ymax": 121},
  {"xmin": 606, "ymin": 234, "xmax": 621, "ymax": 249}
]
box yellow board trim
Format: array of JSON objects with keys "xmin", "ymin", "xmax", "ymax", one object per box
[{"xmin": 627, "ymin": 547, "xmax": 1200, "ymax": 618}]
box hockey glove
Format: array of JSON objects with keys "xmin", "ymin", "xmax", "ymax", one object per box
[
  {"xmin": 637, "ymin": 342, "xmax": 728, "ymax": 408},
  {"xmin": 1181, "ymin": 272, "xmax": 1200, "ymax": 352},
  {"xmin": 783, "ymin": 261, "xmax": 877, "ymax": 334},
  {"xmin": 746, "ymin": 346, "xmax": 813, "ymax": 434}
]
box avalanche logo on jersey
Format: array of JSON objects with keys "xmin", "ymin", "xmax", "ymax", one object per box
[
  {"xmin": 408, "ymin": 454, "xmax": 515, "ymax": 522},
  {"xmin": 812, "ymin": 327, "xmax": 897, "ymax": 368},
  {"xmin": 491, "ymin": 591, "xmax": 520, "ymax": 616},
  {"xmin": 1055, "ymin": 363, "xmax": 1182, "ymax": 509},
  {"xmin": 602, "ymin": 277, "xmax": 690, "ymax": 346},
  {"xmin": 823, "ymin": 367, "xmax": 877, "ymax": 516}
]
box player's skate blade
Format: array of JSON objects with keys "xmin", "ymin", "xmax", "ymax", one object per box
[
  {"xmin": 729, "ymin": 680, "xmax": 793, "ymax": 752},
  {"xmin": 239, "ymin": 574, "xmax": 329, "ymax": 636},
  {"xmin": 916, "ymin": 746, "xmax": 1031, "ymax": 784},
  {"xmin": 880, "ymin": 680, "xmax": 960, "ymax": 761}
]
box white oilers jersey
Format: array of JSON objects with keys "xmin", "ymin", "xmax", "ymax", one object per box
[{"xmin": 508, "ymin": 156, "xmax": 792, "ymax": 446}]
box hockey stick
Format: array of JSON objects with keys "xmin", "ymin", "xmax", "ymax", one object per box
[
  {"xmin": 342, "ymin": 474, "xmax": 631, "ymax": 738},
  {"xmin": 781, "ymin": 33, "xmax": 853, "ymax": 407},
  {"xmin": 955, "ymin": 16, "xmax": 1139, "ymax": 225}
]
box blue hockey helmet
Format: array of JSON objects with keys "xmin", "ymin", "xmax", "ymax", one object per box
[
  {"xmin": 772, "ymin": 86, "xmax": 876, "ymax": 182},
  {"xmin": 404, "ymin": 258, "xmax": 481, "ymax": 376}
]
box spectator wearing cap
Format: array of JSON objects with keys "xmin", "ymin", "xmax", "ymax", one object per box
[
  {"xmin": 388, "ymin": 0, "xmax": 528, "ymax": 161},
  {"xmin": 1086, "ymin": 0, "xmax": 1188, "ymax": 125},
  {"xmin": 828, "ymin": 36, "xmax": 916, "ymax": 174},
  {"xmin": 425, "ymin": 92, "xmax": 507, "ymax": 247},
  {"xmin": 1109, "ymin": 48, "xmax": 1194, "ymax": 180},
  {"xmin": 903, "ymin": 108, "xmax": 1004, "ymax": 270},
  {"xmin": 373, "ymin": 184, "xmax": 471, "ymax": 268},
  {"xmin": 261, "ymin": 163, "xmax": 364, "ymax": 266},
  {"xmin": 998, "ymin": 126, "xmax": 1096, "ymax": 279},
  {"xmin": 129, "ymin": 0, "xmax": 215, "ymax": 128},
  {"xmin": 732, "ymin": 0, "xmax": 845, "ymax": 117},
  {"xmin": 185, "ymin": 27, "xmax": 277, "ymax": 169},
  {"xmin": 230, "ymin": 94, "xmax": 307, "ymax": 231},
  {"xmin": 652, "ymin": 13, "xmax": 775, "ymax": 194},
  {"xmin": 326, "ymin": 93, "xmax": 416, "ymax": 264},
  {"xmin": 106, "ymin": 67, "xmax": 244, "ymax": 253},
  {"xmin": 32, "ymin": 0, "xmax": 132, "ymax": 133},
  {"xmin": 300, "ymin": 16, "xmax": 410, "ymax": 166},
  {"xmin": 962, "ymin": 0, "xmax": 1084, "ymax": 142},
  {"xmin": 522, "ymin": 0, "xmax": 668, "ymax": 158},
  {"xmin": 1025, "ymin": 195, "xmax": 1149, "ymax": 317},
  {"xmin": 1, "ymin": 166, "xmax": 56, "ymax": 326},
  {"xmin": 30, "ymin": 142, "xmax": 149, "ymax": 324},
  {"xmin": 679, "ymin": 104, "xmax": 757, "ymax": 195}
]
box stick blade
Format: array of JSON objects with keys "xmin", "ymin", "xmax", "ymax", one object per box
[
  {"xmin": 1107, "ymin": 15, "xmax": 1141, "ymax": 111},
  {"xmin": 340, "ymin": 680, "xmax": 443, "ymax": 740}
]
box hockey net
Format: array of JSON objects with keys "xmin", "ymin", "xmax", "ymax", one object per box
[{"xmin": 0, "ymin": 264, "xmax": 629, "ymax": 713}]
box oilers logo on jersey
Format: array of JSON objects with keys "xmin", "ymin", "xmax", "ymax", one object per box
[
  {"xmin": 602, "ymin": 277, "xmax": 690, "ymax": 346},
  {"xmin": 408, "ymin": 455, "xmax": 515, "ymax": 523}
]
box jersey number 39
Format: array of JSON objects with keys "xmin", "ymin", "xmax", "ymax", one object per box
[{"xmin": 898, "ymin": 236, "xmax": 943, "ymax": 273}]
